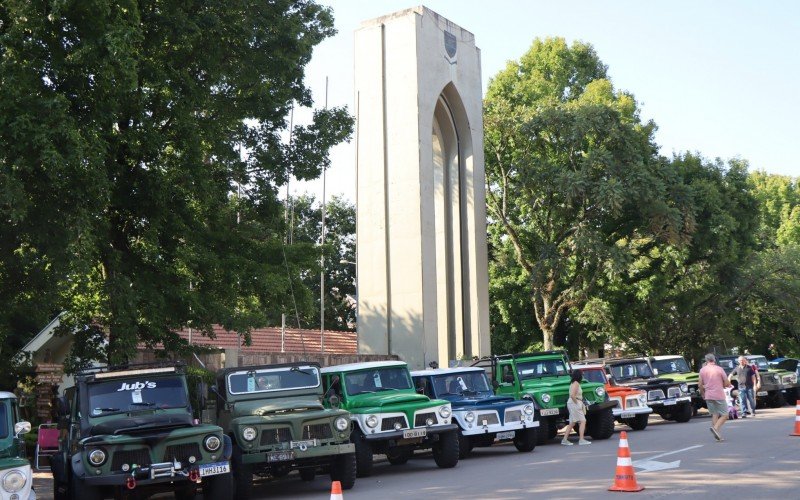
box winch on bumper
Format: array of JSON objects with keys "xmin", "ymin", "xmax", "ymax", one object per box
[{"xmin": 78, "ymin": 456, "xmax": 231, "ymax": 487}]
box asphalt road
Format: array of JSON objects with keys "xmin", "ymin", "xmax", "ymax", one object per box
[{"xmin": 34, "ymin": 406, "xmax": 799, "ymax": 499}]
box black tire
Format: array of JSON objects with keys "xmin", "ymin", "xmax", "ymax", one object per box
[
  {"xmin": 769, "ymin": 391, "xmax": 786, "ymax": 408},
  {"xmin": 659, "ymin": 411, "xmax": 674, "ymax": 421},
  {"xmin": 351, "ymin": 428, "xmax": 374, "ymax": 477},
  {"xmin": 535, "ymin": 418, "xmax": 551, "ymax": 445},
  {"xmin": 627, "ymin": 413, "xmax": 649, "ymax": 431},
  {"xmin": 513, "ymin": 428, "xmax": 537, "ymax": 452},
  {"xmin": 586, "ymin": 408, "xmax": 615, "ymax": 440},
  {"xmin": 174, "ymin": 484, "xmax": 198, "ymax": 500},
  {"xmin": 68, "ymin": 471, "xmax": 103, "ymax": 500},
  {"xmin": 232, "ymin": 443, "xmax": 254, "ymax": 500},
  {"xmin": 457, "ymin": 433, "xmax": 473, "ymax": 459},
  {"xmin": 431, "ymin": 430, "xmax": 459, "ymax": 469},
  {"xmin": 386, "ymin": 446, "xmax": 412, "ymax": 465},
  {"xmin": 673, "ymin": 403, "xmax": 693, "ymax": 423},
  {"xmin": 203, "ymin": 471, "xmax": 234, "ymax": 500},
  {"xmin": 329, "ymin": 453, "xmax": 357, "ymax": 490},
  {"xmin": 299, "ymin": 468, "xmax": 316, "ymax": 481},
  {"xmin": 786, "ymin": 388, "xmax": 798, "ymax": 406}
]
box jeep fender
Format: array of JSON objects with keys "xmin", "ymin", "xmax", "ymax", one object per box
[
  {"xmin": 51, "ymin": 451, "xmax": 68, "ymax": 485},
  {"xmin": 350, "ymin": 416, "xmax": 370, "ymax": 435},
  {"xmin": 221, "ymin": 434, "xmax": 233, "ymax": 460},
  {"xmin": 521, "ymin": 394, "xmax": 540, "ymax": 410},
  {"xmin": 70, "ymin": 451, "xmax": 87, "ymax": 479}
]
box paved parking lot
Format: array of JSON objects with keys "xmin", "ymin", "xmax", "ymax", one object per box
[{"xmin": 34, "ymin": 406, "xmax": 799, "ymax": 499}]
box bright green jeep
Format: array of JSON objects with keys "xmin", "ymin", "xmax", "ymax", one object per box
[
  {"xmin": 211, "ymin": 362, "xmax": 356, "ymax": 499},
  {"xmin": 320, "ymin": 361, "xmax": 459, "ymax": 477},
  {"xmin": 0, "ymin": 392, "xmax": 34, "ymax": 500},
  {"xmin": 472, "ymin": 352, "xmax": 616, "ymax": 444},
  {"xmin": 52, "ymin": 363, "xmax": 232, "ymax": 500}
]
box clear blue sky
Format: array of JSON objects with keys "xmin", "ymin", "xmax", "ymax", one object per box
[{"xmin": 294, "ymin": 1, "xmax": 800, "ymax": 201}]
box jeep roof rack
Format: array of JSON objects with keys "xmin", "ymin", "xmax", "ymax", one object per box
[{"xmin": 76, "ymin": 360, "xmax": 186, "ymax": 378}]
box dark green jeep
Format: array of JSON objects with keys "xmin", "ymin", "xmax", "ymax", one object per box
[
  {"xmin": 52, "ymin": 364, "xmax": 232, "ymax": 500},
  {"xmin": 211, "ymin": 363, "xmax": 356, "ymax": 499}
]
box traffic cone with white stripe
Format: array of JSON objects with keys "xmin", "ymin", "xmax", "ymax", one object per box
[
  {"xmin": 330, "ymin": 480, "xmax": 344, "ymax": 500},
  {"xmin": 608, "ymin": 431, "xmax": 644, "ymax": 492},
  {"xmin": 791, "ymin": 401, "xmax": 800, "ymax": 436}
]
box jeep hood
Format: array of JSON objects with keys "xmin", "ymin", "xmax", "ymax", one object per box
[
  {"xmin": 233, "ymin": 396, "xmax": 324, "ymax": 418},
  {"xmin": 658, "ymin": 372, "xmax": 698, "ymax": 384},
  {"xmin": 449, "ymin": 395, "xmax": 517, "ymax": 410},
  {"xmin": 89, "ymin": 413, "xmax": 193, "ymax": 436},
  {"xmin": 520, "ymin": 377, "xmax": 572, "ymax": 392},
  {"xmin": 346, "ymin": 391, "xmax": 432, "ymax": 409}
]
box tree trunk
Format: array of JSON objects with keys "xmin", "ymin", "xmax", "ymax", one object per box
[{"xmin": 541, "ymin": 325, "xmax": 555, "ymax": 351}]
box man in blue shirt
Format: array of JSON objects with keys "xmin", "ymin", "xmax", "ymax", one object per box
[{"xmin": 729, "ymin": 356, "xmax": 757, "ymax": 417}]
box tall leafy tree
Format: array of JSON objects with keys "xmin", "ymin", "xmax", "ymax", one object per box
[
  {"xmin": 0, "ymin": 0, "xmax": 353, "ymax": 366},
  {"xmin": 484, "ymin": 38, "xmax": 689, "ymax": 350}
]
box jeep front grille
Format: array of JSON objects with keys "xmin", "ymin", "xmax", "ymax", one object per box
[
  {"xmin": 381, "ymin": 416, "xmax": 408, "ymax": 431},
  {"xmin": 667, "ymin": 387, "xmax": 681, "ymax": 398},
  {"xmin": 111, "ymin": 449, "xmax": 151, "ymax": 471},
  {"xmin": 414, "ymin": 412, "xmax": 437, "ymax": 427},
  {"xmin": 648, "ymin": 389, "xmax": 665, "ymax": 401},
  {"xmin": 505, "ymin": 410, "xmax": 522, "ymax": 422},
  {"xmin": 260, "ymin": 427, "xmax": 292, "ymax": 446},
  {"xmin": 164, "ymin": 443, "xmax": 201, "ymax": 464},
  {"xmin": 477, "ymin": 413, "xmax": 499, "ymax": 426},
  {"xmin": 552, "ymin": 394, "xmax": 569, "ymax": 406},
  {"xmin": 302, "ymin": 423, "xmax": 333, "ymax": 440}
]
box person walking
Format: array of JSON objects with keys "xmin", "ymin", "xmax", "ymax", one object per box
[
  {"xmin": 560, "ymin": 370, "xmax": 591, "ymax": 446},
  {"xmin": 699, "ymin": 353, "xmax": 732, "ymax": 441},
  {"xmin": 728, "ymin": 356, "xmax": 757, "ymax": 417}
]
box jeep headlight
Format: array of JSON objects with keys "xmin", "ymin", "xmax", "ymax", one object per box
[
  {"xmin": 464, "ymin": 411, "xmax": 475, "ymax": 423},
  {"xmin": 523, "ymin": 404, "xmax": 534, "ymax": 416},
  {"xmin": 334, "ymin": 416, "xmax": 349, "ymax": 431},
  {"xmin": 88, "ymin": 448, "xmax": 107, "ymax": 467},
  {"xmin": 595, "ymin": 387, "xmax": 605, "ymax": 398},
  {"xmin": 438, "ymin": 405, "xmax": 451, "ymax": 419},
  {"xmin": 205, "ymin": 434, "xmax": 223, "ymax": 450},
  {"xmin": 240, "ymin": 427, "xmax": 256, "ymax": 442},
  {"xmin": 2, "ymin": 470, "xmax": 26, "ymax": 493},
  {"xmin": 541, "ymin": 393, "xmax": 551, "ymax": 404},
  {"xmin": 680, "ymin": 383, "xmax": 688, "ymax": 393},
  {"xmin": 365, "ymin": 415, "xmax": 379, "ymax": 429}
]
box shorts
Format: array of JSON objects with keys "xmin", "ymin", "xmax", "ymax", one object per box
[
  {"xmin": 706, "ymin": 399, "xmax": 727, "ymax": 416},
  {"xmin": 567, "ymin": 400, "xmax": 586, "ymax": 424}
]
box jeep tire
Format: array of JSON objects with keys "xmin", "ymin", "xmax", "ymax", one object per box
[
  {"xmin": 587, "ymin": 408, "xmax": 615, "ymax": 440},
  {"xmin": 513, "ymin": 427, "xmax": 537, "ymax": 452},
  {"xmin": 232, "ymin": 443, "xmax": 254, "ymax": 500},
  {"xmin": 329, "ymin": 453, "xmax": 356, "ymax": 490},
  {"xmin": 626, "ymin": 413, "xmax": 649, "ymax": 431},
  {"xmin": 299, "ymin": 468, "xmax": 316, "ymax": 481},
  {"xmin": 68, "ymin": 472, "xmax": 102, "ymax": 500},
  {"xmin": 174, "ymin": 484, "xmax": 198, "ymax": 500},
  {"xmin": 432, "ymin": 430, "xmax": 459, "ymax": 468},
  {"xmin": 203, "ymin": 471, "xmax": 233, "ymax": 500},
  {"xmin": 352, "ymin": 428, "xmax": 374, "ymax": 477},
  {"xmin": 535, "ymin": 417, "xmax": 551, "ymax": 445},
  {"xmin": 386, "ymin": 446, "xmax": 412, "ymax": 465},
  {"xmin": 768, "ymin": 390, "xmax": 786, "ymax": 408},
  {"xmin": 786, "ymin": 388, "xmax": 798, "ymax": 405},
  {"xmin": 457, "ymin": 433, "xmax": 473, "ymax": 459},
  {"xmin": 673, "ymin": 403, "xmax": 693, "ymax": 422}
]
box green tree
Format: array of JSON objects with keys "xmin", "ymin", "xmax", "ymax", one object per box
[
  {"xmin": 484, "ymin": 38, "xmax": 689, "ymax": 350},
  {"xmin": 0, "ymin": 0, "xmax": 353, "ymax": 366}
]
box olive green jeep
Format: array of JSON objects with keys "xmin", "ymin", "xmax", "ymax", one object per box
[
  {"xmin": 210, "ymin": 362, "xmax": 356, "ymax": 499},
  {"xmin": 52, "ymin": 363, "xmax": 232, "ymax": 500}
]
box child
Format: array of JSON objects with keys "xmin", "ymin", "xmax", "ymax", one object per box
[{"xmin": 725, "ymin": 387, "xmax": 739, "ymax": 420}]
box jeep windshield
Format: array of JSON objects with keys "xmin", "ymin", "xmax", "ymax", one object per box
[
  {"xmin": 227, "ymin": 365, "xmax": 320, "ymax": 395},
  {"xmin": 345, "ymin": 367, "xmax": 412, "ymax": 395},
  {"xmin": 608, "ymin": 361, "xmax": 653, "ymax": 381},
  {"xmin": 651, "ymin": 358, "xmax": 691, "ymax": 374},
  {"xmin": 88, "ymin": 376, "xmax": 188, "ymax": 416},
  {"xmin": 431, "ymin": 371, "xmax": 491, "ymax": 397},
  {"xmin": 0, "ymin": 403, "xmax": 8, "ymax": 439},
  {"xmin": 515, "ymin": 358, "xmax": 569, "ymax": 380},
  {"xmin": 748, "ymin": 356, "xmax": 770, "ymax": 371},
  {"xmin": 579, "ymin": 369, "xmax": 607, "ymax": 385},
  {"xmin": 717, "ymin": 357, "xmax": 737, "ymax": 373}
]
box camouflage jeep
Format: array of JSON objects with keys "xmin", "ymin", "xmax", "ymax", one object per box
[
  {"xmin": 649, "ymin": 355, "xmax": 704, "ymax": 413},
  {"xmin": 0, "ymin": 392, "xmax": 34, "ymax": 500},
  {"xmin": 52, "ymin": 363, "xmax": 232, "ymax": 500},
  {"xmin": 211, "ymin": 362, "xmax": 356, "ymax": 500}
]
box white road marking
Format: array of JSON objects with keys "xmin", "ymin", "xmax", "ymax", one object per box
[
  {"xmin": 632, "ymin": 444, "xmax": 703, "ymax": 472},
  {"xmin": 641, "ymin": 444, "xmax": 703, "ymax": 461}
]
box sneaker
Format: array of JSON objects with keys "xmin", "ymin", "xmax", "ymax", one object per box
[
  {"xmin": 710, "ymin": 426, "xmax": 721, "ymax": 441},
  {"xmin": 741, "ymin": 414, "xmax": 747, "ymax": 419},
  {"xmin": 561, "ymin": 439, "xmax": 573, "ymax": 446},
  {"xmin": 578, "ymin": 439, "xmax": 592, "ymax": 445}
]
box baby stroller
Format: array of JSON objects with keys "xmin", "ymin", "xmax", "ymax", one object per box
[{"xmin": 726, "ymin": 387, "xmax": 739, "ymax": 419}]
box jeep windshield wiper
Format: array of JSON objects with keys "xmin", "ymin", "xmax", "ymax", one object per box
[
  {"xmin": 290, "ymin": 366, "xmax": 312, "ymax": 375},
  {"xmin": 93, "ymin": 407, "xmax": 120, "ymax": 414}
]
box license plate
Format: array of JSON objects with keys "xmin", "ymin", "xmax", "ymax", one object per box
[
  {"xmin": 663, "ymin": 400, "xmax": 676, "ymax": 406},
  {"xmin": 267, "ymin": 451, "xmax": 294, "ymax": 463},
  {"xmin": 757, "ymin": 391, "xmax": 768, "ymax": 396},
  {"xmin": 199, "ymin": 461, "xmax": 230, "ymax": 477},
  {"xmin": 403, "ymin": 429, "xmax": 426, "ymax": 439},
  {"xmin": 495, "ymin": 431, "xmax": 515, "ymax": 440},
  {"xmin": 290, "ymin": 439, "xmax": 318, "ymax": 450},
  {"xmin": 620, "ymin": 412, "xmax": 635, "ymax": 419},
  {"xmin": 540, "ymin": 408, "xmax": 559, "ymax": 416}
]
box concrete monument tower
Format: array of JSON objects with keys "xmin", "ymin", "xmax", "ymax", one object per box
[{"xmin": 355, "ymin": 6, "xmax": 490, "ymax": 369}]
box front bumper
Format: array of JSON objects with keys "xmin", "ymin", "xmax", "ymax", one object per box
[
  {"xmin": 459, "ymin": 418, "xmax": 538, "ymax": 437},
  {"xmin": 361, "ymin": 423, "xmax": 459, "ymax": 442},
  {"xmin": 81, "ymin": 460, "xmax": 230, "ymax": 487},
  {"xmin": 241, "ymin": 442, "xmax": 354, "ymax": 465},
  {"xmin": 648, "ymin": 396, "xmax": 692, "ymax": 409},
  {"xmin": 612, "ymin": 406, "xmax": 653, "ymax": 418}
]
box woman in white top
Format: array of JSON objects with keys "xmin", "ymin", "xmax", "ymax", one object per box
[{"xmin": 560, "ymin": 370, "xmax": 591, "ymax": 445}]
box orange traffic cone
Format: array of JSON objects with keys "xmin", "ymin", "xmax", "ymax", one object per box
[
  {"xmin": 791, "ymin": 401, "xmax": 800, "ymax": 436},
  {"xmin": 609, "ymin": 431, "xmax": 644, "ymax": 492},
  {"xmin": 330, "ymin": 480, "xmax": 343, "ymax": 500}
]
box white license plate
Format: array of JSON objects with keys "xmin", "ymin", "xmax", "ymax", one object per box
[
  {"xmin": 199, "ymin": 462, "xmax": 230, "ymax": 477},
  {"xmin": 403, "ymin": 429, "xmax": 426, "ymax": 439},
  {"xmin": 757, "ymin": 391, "xmax": 768, "ymax": 396},
  {"xmin": 662, "ymin": 400, "xmax": 676, "ymax": 406},
  {"xmin": 290, "ymin": 439, "xmax": 318, "ymax": 450},
  {"xmin": 267, "ymin": 451, "xmax": 294, "ymax": 462},
  {"xmin": 540, "ymin": 408, "xmax": 559, "ymax": 416},
  {"xmin": 495, "ymin": 431, "xmax": 515, "ymax": 440},
  {"xmin": 620, "ymin": 412, "xmax": 635, "ymax": 419}
]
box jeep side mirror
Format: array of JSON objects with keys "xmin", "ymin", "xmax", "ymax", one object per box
[
  {"xmin": 492, "ymin": 380, "xmax": 500, "ymax": 390},
  {"xmin": 14, "ymin": 421, "xmax": 31, "ymax": 437}
]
